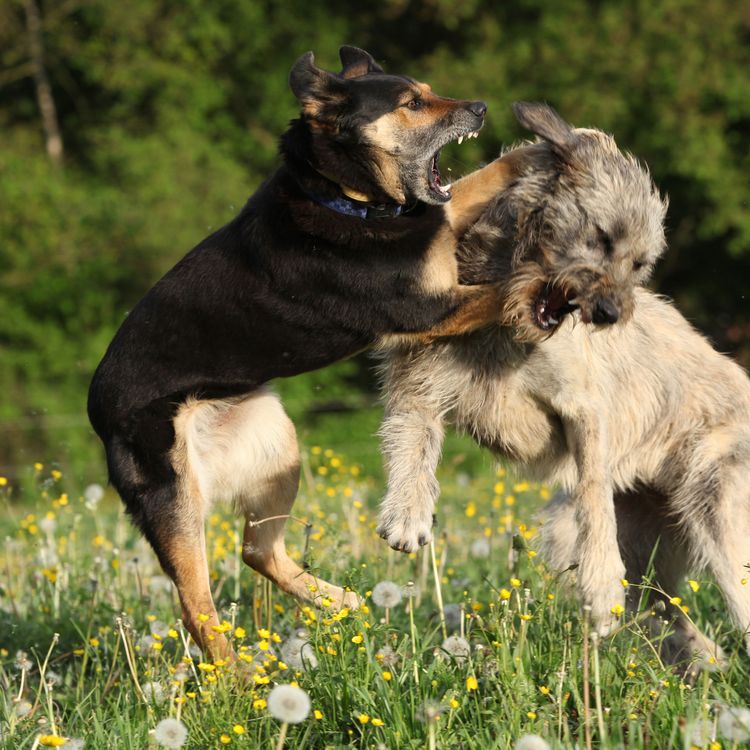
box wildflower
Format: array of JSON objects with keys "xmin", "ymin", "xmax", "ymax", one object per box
[
  {"xmin": 449, "ymin": 697, "xmax": 460, "ymax": 709},
  {"xmin": 514, "ymin": 735, "xmax": 551, "ymax": 750},
  {"xmin": 510, "ymin": 578, "xmax": 522, "ymax": 588},
  {"xmin": 382, "ymin": 670, "xmax": 392, "ymax": 681},
  {"xmin": 499, "ymin": 588, "xmax": 511, "ymax": 601},
  {"xmin": 38, "ymin": 736, "xmax": 67, "ymax": 747},
  {"xmin": 39, "ymin": 516, "xmax": 57, "ymax": 535},
  {"xmin": 253, "ymin": 698, "xmax": 267, "ymax": 710},
  {"xmin": 232, "ymin": 725, "xmax": 245, "ymax": 735},
  {"xmin": 15, "ymin": 651, "xmax": 33, "ymax": 671},
  {"xmin": 84, "ymin": 483, "xmax": 104, "ymax": 509},
  {"xmin": 313, "ymin": 709, "xmax": 323, "ymax": 720},
  {"xmin": 374, "ymin": 645, "xmax": 399, "ymax": 667},
  {"xmin": 688, "ymin": 580, "xmax": 700, "ymax": 592},
  {"xmin": 610, "ymin": 604, "xmax": 625, "ymax": 617},
  {"xmin": 234, "ymin": 627, "xmax": 246, "ymax": 638},
  {"xmin": 371, "ymin": 581, "xmax": 402, "ymax": 608},
  {"xmin": 219, "ymin": 735, "xmax": 231, "ymax": 744},
  {"xmin": 14, "ymin": 699, "xmax": 33, "ymax": 717},
  {"xmin": 466, "ymin": 675, "xmax": 478, "ymax": 691},
  {"xmin": 402, "ymin": 582, "xmax": 419, "ymax": 599},
  {"xmin": 371, "ymin": 717, "xmax": 384, "ymax": 727},
  {"xmin": 440, "ymin": 635, "xmax": 471, "ymax": 662},
  {"xmin": 280, "ymin": 635, "xmax": 318, "ymax": 670},
  {"xmin": 268, "ymin": 684, "xmax": 311, "ymax": 724},
  {"xmin": 718, "ymin": 704, "xmax": 750, "ymax": 742},
  {"xmin": 153, "ymin": 717, "xmax": 188, "ymax": 748},
  {"xmin": 470, "ymin": 538, "xmax": 491, "ymax": 559},
  {"xmin": 142, "ymin": 681, "xmax": 166, "ymax": 705},
  {"xmin": 418, "ymin": 700, "xmax": 442, "ymax": 723},
  {"xmin": 358, "ymin": 714, "xmax": 370, "ymax": 724},
  {"xmin": 351, "ymin": 634, "xmax": 363, "ymax": 644}
]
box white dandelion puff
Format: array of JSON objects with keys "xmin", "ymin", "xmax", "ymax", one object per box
[
  {"xmin": 401, "ymin": 581, "xmax": 419, "ymax": 600},
  {"xmin": 515, "ymin": 735, "xmax": 551, "ymax": 750},
  {"xmin": 84, "ymin": 483, "xmax": 104, "ymax": 509},
  {"xmin": 149, "ymin": 620, "xmax": 170, "ymax": 639},
  {"xmin": 374, "ymin": 645, "xmax": 399, "ymax": 668},
  {"xmin": 268, "ymin": 684, "xmax": 311, "ymax": 724},
  {"xmin": 280, "ymin": 636, "xmax": 318, "ymax": 670},
  {"xmin": 14, "ymin": 699, "xmax": 33, "ymax": 718},
  {"xmin": 371, "ymin": 581, "xmax": 402, "ymax": 608},
  {"xmin": 718, "ymin": 704, "xmax": 750, "ymax": 742},
  {"xmin": 65, "ymin": 739, "xmax": 85, "ymax": 750},
  {"xmin": 440, "ymin": 635, "xmax": 471, "ymax": 662},
  {"xmin": 153, "ymin": 717, "xmax": 188, "ymax": 748},
  {"xmin": 142, "ymin": 681, "xmax": 166, "ymax": 705},
  {"xmin": 39, "ymin": 516, "xmax": 57, "ymax": 535},
  {"xmin": 470, "ymin": 537, "xmax": 491, "ymax": 559}
]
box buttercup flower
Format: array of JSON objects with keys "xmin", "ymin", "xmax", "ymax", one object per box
[
  {"xmin": 268, "ymin": 684, "xmax": 311, "ymax": 724},
  {"xmin": 154, "ymin": 717, "xmax": 188, "ymax": 748}
]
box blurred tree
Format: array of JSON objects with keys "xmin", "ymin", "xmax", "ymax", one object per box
[{"xmin": 0, "ymin": 0, "xmax": 748, "ymax": 480}]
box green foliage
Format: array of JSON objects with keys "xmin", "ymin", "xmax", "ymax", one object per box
[
  {"xmin": 1, "ymin": 0, "xmax": 749, "ymax": 478},
  {"xmin": 0, "ymin": 462, "xmax": 748, "ymax": 748}
]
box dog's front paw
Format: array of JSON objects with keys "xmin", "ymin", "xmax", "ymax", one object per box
[
  {"xmin": 376, "ymin": 506, "xmax": 435, "ymax": 553},
  {"xmin": 579, "ymin": 562, "xmax": 627, "ymax": 637}
]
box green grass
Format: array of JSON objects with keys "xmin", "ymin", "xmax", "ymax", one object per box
[{"xmin": 0, "ymin": 451, "xmax": 748, "ymax": 749}]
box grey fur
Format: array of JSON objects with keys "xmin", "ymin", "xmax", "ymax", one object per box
[{"xmin": 377, "ymin": 105, "xmax": 750, "ymax": 665}]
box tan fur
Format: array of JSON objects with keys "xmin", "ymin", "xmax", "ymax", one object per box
[{"xmin": 379, "ymin": 290, "xmax": 750, "ymax": 662}]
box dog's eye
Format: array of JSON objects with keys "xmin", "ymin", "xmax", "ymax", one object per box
[
  {"xmin": 596, "ymin": 226, "xmax": 614, "ymax": 255},
  {"xmin": 633, "ymin": 259, "xmax": 646, "ymax": 271},
  {"xmin": 405, "ymin": 98, "xmax": 424, "ymax": 111}
]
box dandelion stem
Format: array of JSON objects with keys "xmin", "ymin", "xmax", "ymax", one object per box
[
  {"xmin": 408, "ymin": 590, "xmax": 420, "ymax": 686},
  {"xmin": 275, "ymin": 721, "xmax": 289, "ymax": 750},
  {"xmin": 430, "ymin": 539, "xmax": 447, "ymax": 640},
  {"xmin": 591, "ymin": 631, "xmax": 606, "ymax": 743},
  {"xmin": 581, "ymin": 606, "xmax": 592, "ymax": 750},
  {"xmin": 428, "ymin": 721, "xmax": 436, "ymax": 750},
  {"xmin": 117, "ymin": 615, "xmax": 146, "ymax": 703}
]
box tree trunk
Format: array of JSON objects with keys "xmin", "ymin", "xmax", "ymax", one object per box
[{"xmin": 24, "ymin": 0, "xmax": 63, "ymax": 167}]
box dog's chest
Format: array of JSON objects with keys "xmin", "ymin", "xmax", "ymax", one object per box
[{"xmin": 452, "ymin": 360, "xmax": 564, "ymax": 466}]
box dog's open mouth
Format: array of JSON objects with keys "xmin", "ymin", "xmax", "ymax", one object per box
[
  {"xmin": 427, "ymin": 130, "xmax": 481, "ymax": 202},
  {"xmin": 533, "ymin": 283, "xmax": 579, "ymax": 330}
]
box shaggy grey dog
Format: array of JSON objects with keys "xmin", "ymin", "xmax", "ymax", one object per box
[{"xmin": 377, "ymin": 103, "xmax": 750, "ymax": 666}]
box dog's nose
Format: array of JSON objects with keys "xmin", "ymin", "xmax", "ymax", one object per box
[
  {"xmin": 592, "ymin": 298, "xmax": 620, "ymax": 325},
  {"xmin": 467, "ymin": 100, "xmax": 487, "ymax": 119}
]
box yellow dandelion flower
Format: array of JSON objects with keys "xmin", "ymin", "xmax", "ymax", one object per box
[
  {"xmin": 51, "ymin": 469, "xmax": 62, "ymax": 480},
  {"xmin": 466, "ymin": 676, "xmax": 478, "ymax": 691},
  {"xmin": 610, "ymin": 604, "xmax": 625, "ymax": 617},
  {"xmin": 527, "ymin": 711, "xmax": 537, "ymax": 719},
  {"xmin": 220, "ymin": 734, "xmax": 231, "ymax": 744},
  {"xmin": 465, "ymin": 501, "xmax": 477, "ymax": 518},
  {"xmin": 520, "ymin": 613, "xmax": 532, "ymax": 622},
  {"xmin": 39, "ymin": 735, "xmax": 67, "ymax": 747},
  {"xmin": 34, "ymin": 462, "xmax": 44, "ymax": 471},
  {"xmin": 198, "ymin": 613, "xmax": 210, "ymax": 623},
  {"xmin": 232, "ymin": 725, "xmax": 245, "ymax": 735},
  {"xmin": 449, "ymin": 697, "xmax": 460, "ymax": 709},
  {"xmin": 197, "ymin": 663, "xmax": 216, "ymax": 672},
  {"xmin": 0, "ymin": 477, "xmax": 7, "ymax": 487},
  {"xmin": 313, "ymin": 709, "xmax": 324, "ymax": 720},
  {"xmin": 510, "ymin": 578, "xmax": 521, "ymax": 588},
  {"xmin": 688, "ymin": 580, "xmax": 700, "ymax": 592},
  {"xmin": 620, "ymin": 578, "xmax": 629, "ymax": 588},
  {"xmin": 358, "ymin": 714, "xmax": 370, "ymax": 724},
  {"xmin": 168, "ymin": 629, "xmax": 179, "ymax": 639},
  {"xmin": 351, "ymin": 634, "xmax": 363, "ymax": 644},
  {"xmin": 89, "ymin": 637, "xmax": 100, "ymax": 648},
  {"xmin": 500, "ymin": 588, "xmax": 511, "ymax": 601},
  {"xmin": 539, "ymin": 686, "xmax": 550, "ymax": 695},
  {"xmin": 668, "ymin": 596, "xmax": 682, "ymax": 606},
  {"xmin": 371, "ymin": 718, "xmax": 384, "ymax": 727},
  {"xmin": 382, "ymin": 671, "xmax": 392, "ymax": 681}
]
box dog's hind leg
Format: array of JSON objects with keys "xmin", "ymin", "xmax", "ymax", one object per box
[
  {"xmin": 178, "ymin": 389, "xmax": 359, "ymax": 611},
  {"xmin": 672, "ymin": 439, "xmax": 750, "ymax": 655}
]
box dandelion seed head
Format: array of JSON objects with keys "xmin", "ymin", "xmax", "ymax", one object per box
[
  {"xmin": 375, "ymin": 645, "xmax": 399, "ymax": 668},
  {"xmin": 142, "ymin": 681, "xmax": 166, "ymax": 705},
  {"xmin": 268, "ymin": 684, "xmax": 311, "ymax": 724},
  {"xmin": 401, "ymin": 581, "xmax": 419, "ymax": 599},
  {"xmin": 84, "ymin": 483, "xmax": 104, "ymax": 508},
  {"xmin": 371, "ymin": 581, "xmax": 402, "ymax": 608},
  {"xmin": 417, "ymin": 700, "xmax": 442, "ymax": 724},
  {"xmin": 154, "ymin": 717, "xmax": 188, "ymax": 748},
  {"xmin": 470, "ymin": 537, "xmax": 491, "ymax": 559},
  {"xmin": 514, "ymin": 735, "xmax": 551, "ymax": 750},
  {"xmin": 718, "ymin": 704, "xmax": 750, "ymax": 742},
  {"xmin": 280, "ymin": 636, "xmax": 318, "ymax": 670},
  {"xmin": 14, "ymin": 699, "xmax": 33, "ymax": 718},
  {"xmin": 441, "ymin": 635, "xmax": 471, "ymax": 661}
]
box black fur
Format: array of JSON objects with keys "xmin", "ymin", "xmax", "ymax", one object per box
[{"xmin": 88, "ymin": 47, "xmax": 485, "ymax": 544}]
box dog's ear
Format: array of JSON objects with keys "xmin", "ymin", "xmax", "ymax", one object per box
[
  {"xmin": 289, "ymin": 51, "xmax": 347, "ymax": 114},
  {"xmin": 513, "ymin": 102, "xmax": 575, "ymax": 156},
  {"xmin": 339, "ymin": 45, "xmax": 384, "ymax": 79}
]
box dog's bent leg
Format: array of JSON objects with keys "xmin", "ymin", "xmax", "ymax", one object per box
[
  {"xmin": 180, "ymin": 389, "xmax": 359, "ymax": 610},
  {"xmin": 674, "ymin": 441, "xmax": 750, "ymax": 655},
  {"xmin": 445, "ymin": 155, "xmax": 521, "ymax": 237},
  {"xmin": 559, "ymin": 406, "xmax": 626, "ymax": 636},
  {"xmin": 377, "ymin": 346, "xmax": 449, "ymax": 552}
]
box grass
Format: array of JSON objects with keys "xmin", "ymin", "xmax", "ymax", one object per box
[{"xmin": 0, "ymin": 450, "xmax": 748, "ymax": 749}]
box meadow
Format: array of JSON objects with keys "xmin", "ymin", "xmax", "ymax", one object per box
[{"xmin": 1, "ymin": 448, "xmax": 749, "ymax": 750}]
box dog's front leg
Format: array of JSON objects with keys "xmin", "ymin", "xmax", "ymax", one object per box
[
  {"xmin": 376, "ymin": 347, "xmax": 448, "ymax": 553},
  {"xmin": 561, "ymin": 407, "xmax": 626, "ymax": 636}
]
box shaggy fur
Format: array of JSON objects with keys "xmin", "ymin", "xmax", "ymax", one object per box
[
  {"xmin": 377, "ymin": 104, "xmax": 750, "ymax": 666},
  {"xmin": 88, "ymin": 46, "xmax": 519, "ymax": 659}
]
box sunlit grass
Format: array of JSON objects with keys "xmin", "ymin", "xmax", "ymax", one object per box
[{"xmin": 0, "ymin": 454, "xmax": 748, "ymax": 749}]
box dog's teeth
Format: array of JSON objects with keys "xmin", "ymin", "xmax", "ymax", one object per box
[
  {"xmin": 548, "ymin": 316, "xmax": 559, "ymax": 326},
  {"xmin": 457, "ymin": 135, "xmax": 464, "ymax": 145}
]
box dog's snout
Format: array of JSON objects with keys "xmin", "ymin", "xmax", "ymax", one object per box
[
  {"xmin": 467, "ymin": 100, "xmax": 487, "ymax": 119},
  {"xmin": 592, "ymin": 298, "xmax": 620, "ymax": 325}
]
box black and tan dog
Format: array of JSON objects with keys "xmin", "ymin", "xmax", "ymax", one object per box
[{"xmin": 88, "ymin": 46, "xmax": 517, "ymax": 657}]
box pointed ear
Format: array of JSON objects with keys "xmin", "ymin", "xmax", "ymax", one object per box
[
  {"xmin": 512, "ymin": 102, "xmax": 575, "ymax": 156},
  {"xmin": 289, "ymin": 51, "xmax": 347, "ymax": 113},
  {"xmin": 339, "ymin": 45, "xmax": 384, "ymax": 79}
]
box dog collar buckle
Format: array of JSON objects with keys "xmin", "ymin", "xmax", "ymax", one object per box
[{"xmin": 309, "ymin": 192, "xmax": 404, "ymax": 220}]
